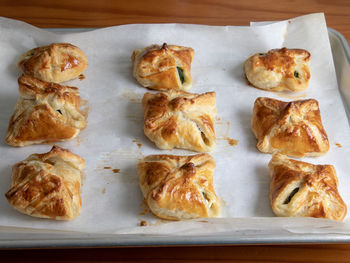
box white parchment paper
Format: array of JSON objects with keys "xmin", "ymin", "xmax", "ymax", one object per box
[{"xmin": 1, "ymin": 13, "xmax": 350, "ymax": 235}]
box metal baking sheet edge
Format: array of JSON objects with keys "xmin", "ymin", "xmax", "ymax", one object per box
[{"xmin": 0, "ymin": 28, "xmax": 349, "ymax": 248}]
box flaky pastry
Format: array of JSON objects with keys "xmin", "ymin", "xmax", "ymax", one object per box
[
  {"xmin": 244, "ymin": 48, "xmax": 311, "ymax": 92},
  {"xmin": 269, "ymin": 154, "xmax": 347, "ymax": 221},
  {"xmin": 132, "ymin": 43, "xmax": 194, "ymax": 91},
  {"xmin": 5, "ymin": 75, "xmax": 87, "ymax": 147},
  {"xmin": 5, "ymin": 146, "xmax": 85, "ymax": 220},
  {"xmin": 251, "ymin": 97, "xmax": 329, "ymax": 157},
  {"xmin": 138, "ymin": 154, "xmax": 221, "ymax": 220},
  {"xmin": 18, "ymin": 43, "xmax": 88, "ymax": 83},
  {"xmin": 142, "ymin": 90, "xmax": 216, "ymax": 152}
]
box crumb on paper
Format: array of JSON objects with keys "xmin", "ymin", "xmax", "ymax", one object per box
[
  {"xmin": 101, "ymin": 188, "xmax": 106, "ymax": 194},
  {"xmin": 225, "ymin": 137, "xmax": 238, "ymax": 146},
  {"xmin": 78, "ymin": 74, "xmax": 85, "ymax": 80},
  {"xmin": 104, "ymin": 166, "xmax": 112, "ymax": 169},
  {"xmin": 140, "ymin": 220, "xmax": 147, "ymax": 226},
  {"xmin": 335, "ymin": 142, "xmax": 342, "ymax": 148},
  {"xmin": 197, "ymin": 220, "xmax": 208, "ymax": 223},
  {"xmin": 112, "ymin": 168, "xmax": 120, "ymax": 173},
  {"xmin": 132, "ymin": 138, "xmax": 142, "ymax": 149}
]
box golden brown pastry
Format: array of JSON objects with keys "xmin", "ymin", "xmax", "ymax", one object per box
[
  {"xmin": 244, "ymin": 48, "xmax": 311, "ymax": 92},
  {"xmin": 142, "ymin": 90, "xmax": 216, "ymax": 152},
  {"xmin": 132, "ymin": 43, "xmax": 194, "ymax": 91},
  {"xmin": 251, "ymin": 97, "xmax": 329, "ymax": 157},
  {"xmin": 5, "ymin": 146, "xmax": 84, "ymax": 220},
  {"xmin": 18, "ymin": 43, "xmax": 88, "ymax": 83},
  {"xmin": 138, "ymin": 154, "xmax": 221, "ymax": 220},
  {"xmin": 269, "ymin": 154, "xmax": 347, "ymax": 221},
  {"xmin": 5, "ymin": 75, "xmax": 87, "ymax": 147}
]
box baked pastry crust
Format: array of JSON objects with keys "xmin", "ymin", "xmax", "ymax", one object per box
[
  {"xmin": 244, "ymin": 48, "xmax": 311, "ymax": 92},
  {"xmin": 18, "ymin": 43, "xmax": 88, "ymax": 83},
  {"xmin": 5, "ymin": 75, "xmax": 87, "ymax": 147},
  {"xmin": 132, "ymin": 43, "xmax": 194, "ymax": 91},
  {"xmin": 138, "ymin": 154, "xmax": 221, "ymax": 220},
  {"xmin": 269, "ymin": 154, "xmax": 347, "ymax": 221},
  {"xmin": 142, "ymin": 90, "xmax": 216, "ymax": 152},
  {"xmin": 251, "ymin": 97, "xmax": 329, "ymax": 157},
  {"xmin": 5, "ymin": 146, "xmax": 85, "ymax": 220}
]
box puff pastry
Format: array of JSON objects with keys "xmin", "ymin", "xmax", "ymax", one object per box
[
  {"xmin": 251, "ymin": 97, "xmax": 329, "ymax": 157},
  {"xmin": 244, "ymin": 48, "xmax": 311, "ymax": 92},
  {"xmin": 5, "ymin": 146, "xmax": 85, "ymax": 220},
  {"xmin": 138, "ymin": 154, "xmax": 221, "ymax": 220},
  {"xmin": 18, "ymin": 43, "xmax": 88, "ymax": 83},
  {"xmin": 5, "ymin": 75, "xmax": 87, "ymax": 147},
  {"xmin": 132, "ymin": 43, "xmax": 194, "ymax": 91},
  {"xmin": 142, "ymin": 90, "xmax": 216, "ymax": 152},
  {"xmin": 269, "ymin": 154, "xmax": 347, "ymax": 221}
]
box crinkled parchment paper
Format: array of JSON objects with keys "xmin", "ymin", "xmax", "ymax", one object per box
[{"xmin": 1, "ymin": 13, "xmax": 350, "ymax": 236}]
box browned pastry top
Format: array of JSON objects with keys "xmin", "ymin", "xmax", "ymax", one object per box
[
  {"xmin": 5, "ymin": 75, "xmax": 86, "ymax": 146},
  {"xmin": 132, "ymin": 43, "xmax": 194, "ymax": 91},
  {"xmin": 251, "ymin": 97, "xmax": 329, "ymax": 157},
  {"xmin": 5, "ymin": 146, "xmax": 84, "ymax": 220},
  {"xmin": 138, "ymin": 154, "xmax": 220, "ymax": 220},
  {"xmin": 269, "ymin": 154, "xmax": 347, "ymax": 221},
  {"xmin": 18, "ymin": 43, "xmax": 88, "ymax": 83},
  {"xmin": 244, "ymin": 48, "xmax": 311, "ymax": 92},
  {"xmin": 142, "ymin": 90, "xmax": 216, "ymax": 152}
]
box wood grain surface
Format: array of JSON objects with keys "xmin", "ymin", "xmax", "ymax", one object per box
[
  {"xmin": 2, "ymin": 244, "xmax": 350, "ymax": 262},
  {"xmin": 0, "ymin": 0, "xmax": 349, "ymax": 42},
  {"xmin": 0, "ymin": 0, "xmax": 350, "ymax": 262}
]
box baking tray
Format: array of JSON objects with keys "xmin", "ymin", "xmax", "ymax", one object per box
[{"xmin": 0, "ymin": 28, "xmax": 349, "ymax": 249}]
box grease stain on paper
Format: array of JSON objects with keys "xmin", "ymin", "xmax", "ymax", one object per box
[{"xmin": 122, "ymin": 91, "xmax": 142, "ymax": 103}]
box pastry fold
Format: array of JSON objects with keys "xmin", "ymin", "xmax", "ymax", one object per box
[
  {"xmin": 244, "ymin": 48, "xmax": 310, "ymax": 92},
  {"xmin": 5, "ymin": 146, "xmax": 84, "ymax": 220},
  {"xmin": 142, "ymin": 90, "xmax": 216, "ymax": 152},
  {"xmin": 269, "ymin": 154, "xmax": 347, "ymax": 221},
  {"xmin": 251, "ymin": 97, "xmax": 329, "ymax": 157},
  {"xmin": 138, "ymin": 154, "xmax": 221, "ymax": 220},
  {"xmin": 5, "ymin": 75, "xmax": 87, "ymax": 147},
  {"xmin": 132, "ymin": 43, "xmax": 194, "ymax": 91},
  {"xmin": 18, "ymin": 43, "xmax": 88, "ymax": 83}
]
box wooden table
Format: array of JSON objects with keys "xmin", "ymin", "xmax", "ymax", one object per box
[{"xmin": 0, "ymin": 0, "xmax": 350, "ymax": 262}]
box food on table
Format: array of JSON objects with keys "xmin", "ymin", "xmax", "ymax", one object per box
[
  {"xmin": 6, "ymin": 75, "xmax": 87, "ymax": 146},
  {"xmin": 132, "ymin": 43, "xmax": 194, "ymax": 91},
  {"xmin": 142, "ymin": 90, "xmax": 216, "ymax": 152},
  {"xmin": 5, "ymin": 146, "xmax": 84, "ymax": 220},
  {"xmin": 18, "ymin": 43, "xmax": 88, "ymax": 83},
  {"xmin": 251, "ymin": 97, "xmax": 329, "ymax": 157},
  {"xmin": 269, "ymin": 154, "xmax": 347, "ymax": 221},
  {"xmin": 138, "ymin": 153, "xmax": 221, "ymax": 220},
  {"xmin": 244, "ymin": 48, "xmax": 310, "ymax": 92}
]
